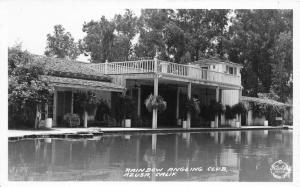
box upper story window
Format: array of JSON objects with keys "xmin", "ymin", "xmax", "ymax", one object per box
[{"xmin": 226, "ymin": 65, "xmax": 237, "ymax": 75}]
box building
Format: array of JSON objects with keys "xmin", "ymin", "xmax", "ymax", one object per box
[{"xmin": 34, "ymin": 55, "xmax": 244, "ymax": 129}]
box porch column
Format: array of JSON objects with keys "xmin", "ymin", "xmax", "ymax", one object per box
[
  {"xmin": 53, "ymin": 89, "xmax": 57, "ymax": 127},
  {"xmin": 238, "ymin": 89, "xmax": 242, "ymax": 124},
  {"xmin": 186, "ymin": 82, "xmax": 192, "ymax": 129},
  {"xmin": 215, "ymin": 87, "xmax": 220, "ymax": 128},
  {"xmin": 71, "ymin": 90, "xmax": 74, "ymax": 114},
  {"xmin": 137, "ymin": 87, "xmax": 141, "ymax": 118},
  {"xmin": 152, "ymin": 76, "xmax": 158, "ymax": 129},
  {"xmin": 220, "ymin": 90, "xmax": 225, "ymax": 126},
  {"xmin": 176, "ymin": 87, "xmax": 180, "ymax": 120}
]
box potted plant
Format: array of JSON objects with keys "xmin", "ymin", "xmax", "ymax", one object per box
[
  {"xmin": 232, "ymin": 102, "xmax": 247, "ymax": 127},
  {"xmin": 145, "ymin": 94, "xmax": 167, "ymax": 113},
  {"xmin": 115, "ymin": 95, "xmax": 135, "ymax": 127},
  {"xmin": 181, "ymin": 97, "xmax": 200, "ymax": 128},
  {"xmin": 208, "ymin": 101, "xmax": 224, "ymax": 128},
  {"xmin": 225, "ymin": 105, "xmax": 235, "ymax": 127},
  {"xmin": 75, "ymin": 91, "xmax": 99, "ymax": 128}
]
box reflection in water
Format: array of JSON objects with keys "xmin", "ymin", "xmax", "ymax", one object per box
[{"xmin": 8, "ymin": 130, "xmax": 292, "ymax": 181}]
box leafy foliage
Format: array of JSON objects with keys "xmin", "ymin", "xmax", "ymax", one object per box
[
  {"xmin": 144, "ymin": 94, "xmax": 167, "ymax": 113},
  {"xmin": 115, "ymin": 95, "xmax": 136, "ymax": 120},
  {"xmin": 231, "ymin": 102, "xmax": 247, "ymax": 115},
  {"xmin": 227, "ymin": 10, "xmax": 292, "ymax": 102},
  {"xmin": 81, "ymin": 10, "xmax": 138, "ymax": 63},
  {"xmin": 8, "ymin": 46, "xmax": 54, "ymax": 128},
  {"xmin": 200, "ymin": 101, "xmax": 224, "ymax": 121},
  {"xmin": 225, "ymin": 105, "xmax": 235, "ymax": 119},
  {"xmin": 45, "ymin": 25, "xmax": 81, "ymax": 60},
  {"xmin": 74, "ymin": 91, "xmax": 100, "ymax": 115}
]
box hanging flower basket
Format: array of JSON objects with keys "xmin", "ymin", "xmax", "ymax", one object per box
[{"xmin": 144, "ymin": 94, "xmax": 167, "ymax": 113}]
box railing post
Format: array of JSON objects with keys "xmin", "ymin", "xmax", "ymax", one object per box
[
  {"xmin": 154, "ymin": 56, "xmax": 158, "ymax": 73},
  {"xmin": 104, "ymin": 59, "xmax": 108, "ymax": 74}
]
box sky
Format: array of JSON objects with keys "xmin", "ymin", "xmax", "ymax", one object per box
[
  {"xmin": 3, "ymin": 1, "xmax": 141, "ymax": 62},
  {"xmin": 1, "ymin": 0, "xmax": 298, "ymax": 63}
]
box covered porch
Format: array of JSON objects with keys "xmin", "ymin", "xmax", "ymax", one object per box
[
  {"xmin": 125, "ymin": 77, "xmax": 241, "ymax": 129},
  {"xmin": 41, "ymin": 75, "xmax": 125, "ymax": 127}
]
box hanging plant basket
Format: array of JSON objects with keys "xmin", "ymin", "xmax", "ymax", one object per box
[{"xmin": 144, "ymin": 94, "xmax": 167, "ymax": 113}]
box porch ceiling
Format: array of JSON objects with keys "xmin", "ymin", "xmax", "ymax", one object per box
[{"xmin": 41, "ymin": 75, "xmax": 125, "ymax": 92}]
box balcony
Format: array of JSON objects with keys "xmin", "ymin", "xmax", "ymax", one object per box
[{"xmin": 88, "ymin": 59, "xmax": 242, "ymax": 89}]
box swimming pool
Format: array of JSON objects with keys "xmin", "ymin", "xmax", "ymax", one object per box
[{"xmin": 8, "ymin": 129, "xmax": 292, "ymax": 181}]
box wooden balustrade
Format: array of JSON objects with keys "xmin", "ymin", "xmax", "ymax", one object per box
[{"xmin": 88, "ymin": 59, "xmax": 241, "ymax": 86}]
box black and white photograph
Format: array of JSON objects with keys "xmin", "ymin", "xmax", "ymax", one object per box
[{"xmin": 0, "ymin": 0, "xmax": 299, "ymax": 186}]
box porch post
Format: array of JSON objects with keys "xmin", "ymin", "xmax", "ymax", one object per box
[
  {"xmin": 53, "ymin": 89, "xmax": 57, "ymax": 127},
  {"xmin": 238, "ymin": 89, "xmax": 242, "ymax": 124},
  {"xmin": 176, "ymin": 87, "xmax": 180, "ymax": 120},
  {"xmin": 215, "ymin": 86, "xmax": 220, "ymax": 128},
  {"xmin": 71, "ymin": 90, "xmax": 74, "ymax": 114},
  {"xmin": 152, "ymin": 76, "xmax": 158, "ymax": 129},
  {"xmin": 186, "ymin": 82, "xmax": 192, "ymax": 129},
  {"xmin": 137, "ymin": 87, "xmax": 141, "ymax": 118},
  {"xmin": 152, "ymin": 53, "xmax": 159, "ymax": 129}
]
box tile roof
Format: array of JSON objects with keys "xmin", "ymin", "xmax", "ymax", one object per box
[
  {"xmin": 31, "ymin": 55, "xmax": 112, "ymax": 82},
  {"xmin": 41, "ymin": 76, "xmax": 125, "ymax": 92},
  {"xmin": 241, "ymin": 96, "xmax": 291, "ymax": 107},
  {"xmin": 191, "ymin": 56, "xmax": 243, "ymax": 67}
]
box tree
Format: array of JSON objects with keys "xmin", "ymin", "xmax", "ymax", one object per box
[
  {"xmin": 81, "ymin": 10, "xmax": 138, "ymax": 63},
  {"xmin": 45, "ymin": 24, "xmax": 80, "ymax": 60},
  {"xmin": 134, "ymin": 9, "xmax": 230, "ymax": 62},
  {"xmin": 227, "ymin": 9, "xmax": 292, "ymax": 102},
  {"xmin": 270, "ymin": 31, "xmax": 293, "ymax": 102},
  {"xmin": 9, "ymin": 45, "xmax": 53, "ymax": 128}
]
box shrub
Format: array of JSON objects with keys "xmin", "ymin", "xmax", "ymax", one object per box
[
  {"xmin": 232, "ymin": 102, "xmax": 247, "ymax": 115},
  {"xmin": 75, "ymin": 91, "xmax": 99, "ymax": 115},
  {"xmin": 115, "ymin": 95, "xmax": 135, "ymax": 121},
  {"xmin": 184, "ymin": 98, "xmax": 201, "ymax": 114},
  {"xmin": 225, "ymin": 105, "xmax": 235, "ymax": 119}
]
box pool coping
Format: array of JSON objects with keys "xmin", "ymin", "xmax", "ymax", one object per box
[{"xmin": 8, "ymin": 125, "xmax": 292, "ymax": 141}]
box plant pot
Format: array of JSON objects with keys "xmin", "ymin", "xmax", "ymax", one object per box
[
  {"xmin": 230, "ymin": 120, "xmax": 236, "ymax": 127},
  {"xmin": 235, "ymin": 121, "xmax": 241, "ymax": 128},
  {"xmin": 182, "ymin": 121, "xmax": 187, "ymax": 129},
  {"xmin": 210, "ymin": 121, "xmax": 215, "ymax": 128},
  {"xmin": 177, "ymin": 119, "xmax": 182, "ymax": 126},
  {"xmin": 264, "ymin": 120, "xmax": 268, "ymax": 126},
  {"xmin": 125, "ymin": 119, "xmax": 131, "ymax": 128},
  {"xmin": 45, "ymin": 118, "xmax": 52, "ymax": 128}
]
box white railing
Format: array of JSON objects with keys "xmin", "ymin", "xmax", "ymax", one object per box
[
  {"xmin": 89, "ymin": 60, "xmax": 155, "ymax": 74},
  {"xmin": 88, "ymin": 59, "xmax": 241, "ymax": 86}
]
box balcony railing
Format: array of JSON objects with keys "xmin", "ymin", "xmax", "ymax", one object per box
[{"xmin": 88, "ymin": 59, "xmax": 241, "ymax": 86}]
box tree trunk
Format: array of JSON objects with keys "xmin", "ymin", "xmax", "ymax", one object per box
[{"xmin": 35, "ymin": 104, "xmax": 42, "ymax": 129}]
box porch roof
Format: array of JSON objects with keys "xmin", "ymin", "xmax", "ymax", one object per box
[
  {"xmin": 32, "ymin": 55, "xmax": 112, "ymax": 82},
  {"xmin": 241, "ymin": 96, "xmax": 292, "ymax": 107},
  {"xmin": 42, "ymin": 75, "xmax": 125, "ymax": 92},
  {"xmin": 191, "ymin": 56, "xmax": 243, "ymax": 67}
]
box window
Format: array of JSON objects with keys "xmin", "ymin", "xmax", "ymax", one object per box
[{"xmin": 229, "ymin": 67, "xmax": 234, "ymax": 75}]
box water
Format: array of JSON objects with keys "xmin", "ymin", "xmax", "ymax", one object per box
[{"xmin": 8, "ymin": 130, "xmax": 293, "ymax": 181}]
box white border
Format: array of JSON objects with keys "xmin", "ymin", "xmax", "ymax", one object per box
[{"xmin": 0, "ymin": 1, "xmax": 299, "ymax": 187}]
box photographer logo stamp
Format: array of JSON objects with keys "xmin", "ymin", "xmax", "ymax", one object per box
[{"xmin": 270, "ymin": 160, "xmax": 291, "ymax": 179}]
